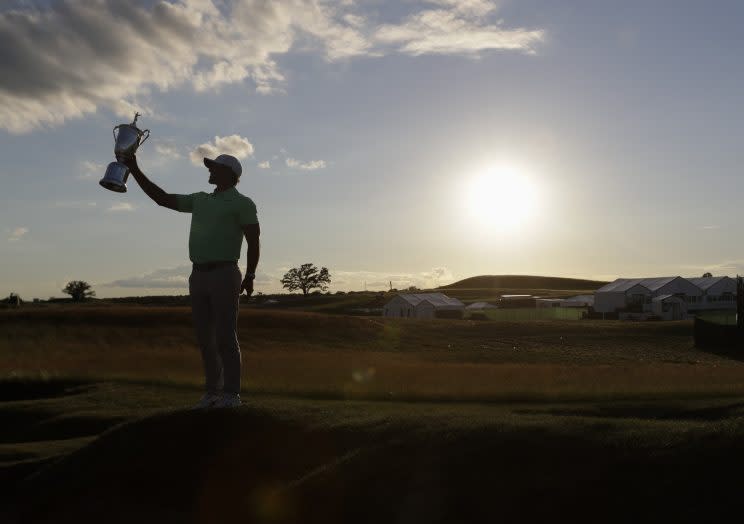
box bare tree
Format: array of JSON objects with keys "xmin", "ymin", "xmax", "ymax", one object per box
[
  {"xmin": 63, "ymin": 280, "xmax": 96, "ymax": 301},
  {"xmin": 280, "ymin": 263, "xmax": 331, "ymax": 295}
]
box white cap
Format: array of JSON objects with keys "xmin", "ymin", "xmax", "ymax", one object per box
[{"xmin": 204, "ymin": 154, "xmax": 242, "ymax": 178}]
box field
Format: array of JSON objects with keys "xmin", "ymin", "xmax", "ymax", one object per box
[{"xmin": 4, "ymin": 305, "xmax": 744, "ymax": 522}]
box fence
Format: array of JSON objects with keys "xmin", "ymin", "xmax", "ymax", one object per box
[{"xmin": 694, "ymin": 317, "xmax": 743, "ymax": 350}]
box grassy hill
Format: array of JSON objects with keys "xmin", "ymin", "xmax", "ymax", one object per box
[{"xmin": 441, "ymin": 274, "xmax": 608, "ymax": 291}]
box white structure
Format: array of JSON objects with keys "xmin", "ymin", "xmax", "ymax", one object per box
[
  {"xmin": 536, "ymin": 295, "xmax": 594, "ymax": 309},
  {"xmin": 465, "ymin": 302, "xmax": 498, "ymax": 311},
  {"xmin": 651, "ymin": 295, "xmax": 688, "ymax": 320},
  {"xmin": 687, "ymin": 277, "xmax": 736, "ymax": 310},
  {"xmin": 594, "ymin": 276, "xmax": 735, "ymax": 317},
  {"xmin": 383, "ymin": 293, "xmax": 465, "ymax": 319}
]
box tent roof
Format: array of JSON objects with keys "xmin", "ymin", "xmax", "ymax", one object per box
[
  {"xmin": 394, "ymin": 293, "xmax": 464, "ymax": 308},
  {"xmin": 652, "ymin": 294, "xmax": 684, "ymax": 303},
  {"xmin": 564, "ymin": 295, "xmax": 594, "ymax": 302},
  {"xmin": 597, "ymin": 277, "xmax": 680, "ymax": 293},
  {"xmin": 687, "ymin": 276, "xmax": 729, "ymax": 290}
]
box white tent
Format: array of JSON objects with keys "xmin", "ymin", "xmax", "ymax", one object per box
[
  {"xmin": 465, "ymin": 302, "xmax": 498, "ymax": 310},
  {"xmin": 594, "ymin": 276, "xmax": 702, "ymax": 314},
  {"xmin": 383, "ymin": 293, "xmax": 465, "ymax": 319}
]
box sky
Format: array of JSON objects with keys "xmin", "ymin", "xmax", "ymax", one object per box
[{"xmin": 2, "ymin": 0, "xmax": 744, "ymax": 299}]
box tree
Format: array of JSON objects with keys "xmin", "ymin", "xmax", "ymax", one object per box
[
  {"xmin": 280, "ymin": 263, "xmax": 331, "ymax": 295},
  {"xmin": 702, "ymin": 272, "xmax": 713, "ymax": 278},
  {"xmin": 4, "ymin": 292, "xmax": 21, "ymax": 307},
  {"xmin": 63, "ymin": 280, "xmax": 96, "ymax": 301}
]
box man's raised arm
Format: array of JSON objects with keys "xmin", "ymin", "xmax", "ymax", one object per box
[{"xmin": 121, "ymin": 155, "xmax": 178, "ymax": 210}]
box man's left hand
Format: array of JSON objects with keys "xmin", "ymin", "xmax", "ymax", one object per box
[{"xmin": 240, "ymin": 275, "xmax": 254, "ymax": 296}]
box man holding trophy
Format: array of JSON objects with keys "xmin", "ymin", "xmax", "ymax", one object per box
[{"xmin": 103, "ymin": 115, "xmax": 260, "ymax": 409}]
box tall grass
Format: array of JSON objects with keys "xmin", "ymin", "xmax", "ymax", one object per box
[{"xmin": 2, "ymin": 306, "xmax": 742, "ymax": 401}]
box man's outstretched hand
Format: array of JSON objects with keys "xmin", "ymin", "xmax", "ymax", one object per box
[
  {"xmin": 118, "ymin": 154, "xmax": 139, "ymax": 174},
  {"xmin": 240, "ymin": 275, "xmax": 254, "ymax": 297}
]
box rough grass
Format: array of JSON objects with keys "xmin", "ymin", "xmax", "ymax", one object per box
[
  {"xmin": 4, "ymin": 306, "xmax": 744, "ymax": 522},
  {"xmin": 2, "ymin": 307, "xmax": 744, "ymax": 401},
  {"xmin": 5, "ymin": 379, "xmax": 744, "ymax": 523}
]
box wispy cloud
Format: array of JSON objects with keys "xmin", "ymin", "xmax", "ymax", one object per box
[
  {"xmin": 154, "ymin": 143, "xmax": 181, "ymax": 160},
  {"xmin": 76, "ymin": 160, "xmax": 106, "ymax": 180},
  {"xmin": 374, "ymin": 3, "xmax": 544, "ymax": 56},
  {"xmin": 286, "ymin": 158, "xmax": 327, "ymax": 170},
  {"xmin": 107, "ymin": 203, "xmax": 134, "ymax": 212},
  {"xmin": 54, "ymin": 201, "xmax": 98, "ymax": 209},
  {"xmin": 104, "ymin": 265, "xmax": 191, "ymax": 289},
  {"xmin": 675, "ymin": 260, "xmax": 744, "ymax": 276},
  {"xmin": 697, "ymin": 225, "xmax": 721, "ymax": 230},
  {"xmin": 257, "ymin": 160, "xmax": 271, "ymax": 169},
  {"xmin": 190, "ymin": 135, "xmax": 254, "ymax": 166},
  {"xmin": 330, "ymin": 267, "xmax": 455, "ymax": 290},
  {"xmin": 104, "ymin": 265, "xmax": 272, "ymax": 289},
  {"xmin": 7, "ymin": 227, "xmax": 28, "ymax": 241},
  {"xmin": 0, "ymin": 1, "xmax": 544, "ymax": 133}
]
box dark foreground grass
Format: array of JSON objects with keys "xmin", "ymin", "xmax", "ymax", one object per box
[
  {"xmin": 5, "ymin": 308, "xmax": 744, "ymax": 522},
  {"xmin": 4, "ymin": 378, "xmax": 744, "ymax": 523}
]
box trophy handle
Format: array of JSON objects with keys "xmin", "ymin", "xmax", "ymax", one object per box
[
  {"xmin": 139, "ymin": 129, "xmax": 150, "ymax": 146},
  {"xmin": 113, "ymin": 125, "xmax": 121, "ymax": 142}
]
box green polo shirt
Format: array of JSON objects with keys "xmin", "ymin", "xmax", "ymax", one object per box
[{"xmin": 175, "ymin": 187, "xmax": 258, "ymax": 264}]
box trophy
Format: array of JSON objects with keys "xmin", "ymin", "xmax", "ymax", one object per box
[{"xmin": 99, "ymin": 112, "xmax": 150, "ymax": 193}]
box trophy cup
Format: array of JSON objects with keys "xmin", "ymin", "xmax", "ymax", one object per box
[{"xmin": 99, "ymin": 112, "xmax": 150, "ymax": 193}]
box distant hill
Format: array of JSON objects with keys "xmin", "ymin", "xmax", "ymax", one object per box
[{"xmin": 440, "ymin": 275, "xmax": 609, "ymax": 291}]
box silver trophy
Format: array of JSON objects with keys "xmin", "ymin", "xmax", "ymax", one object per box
[{"xmin": 99, "ymin": 113, "xmax": 150, "ymax": 193}]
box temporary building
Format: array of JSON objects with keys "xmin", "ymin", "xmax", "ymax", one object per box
[
  {"xmin": 383, "ymin": 293, "xmax": 465, "ymax": 319},
  {"xmin": 536, "ymin": 295, "xmax": 595, "ymax": 308},
  {"xmin": 465, "ymin": 302, "xmax": 498, "ymax": 310},
  {"xmin": 687, "ymin": 277, "xmax": 736, "ymax": 310},
  {"xmin": 651, "ymin": 295, "xmax": 688, "ymax": 320},
  {"xmin": 594, "ymin": 277, "xmax": 702, "ymax": 314}
]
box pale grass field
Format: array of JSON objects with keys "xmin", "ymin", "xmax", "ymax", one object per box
[{"xmin": 2, "ymin": 306, "xmax": 744, "ymax": 401}]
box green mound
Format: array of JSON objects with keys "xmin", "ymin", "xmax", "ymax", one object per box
[
  {"xmin": 14, "ymin": 401, "xmax": 744, "ymax": 524},
  {"xmin": 441, "ymin": 274, "xmax": 608, "ymax": 290}
]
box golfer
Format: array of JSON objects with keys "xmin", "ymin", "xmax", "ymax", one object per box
[{"xmin": 120, "ymin": 153, "xmax": 260, "ymax": 409}]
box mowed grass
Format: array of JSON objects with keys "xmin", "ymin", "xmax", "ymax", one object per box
[{"xmin": 2, "ymin": 306, "xmax": 744, "ymax": 401}]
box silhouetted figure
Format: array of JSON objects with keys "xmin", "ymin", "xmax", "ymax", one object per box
[{"xmin": 120, "ymin": 153, "xmax": 260, "ymax": 409}]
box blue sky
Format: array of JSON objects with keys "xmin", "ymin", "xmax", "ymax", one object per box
[{"xmin": 2, "ymin": 0, "xmax": 744, "ymax": 299}]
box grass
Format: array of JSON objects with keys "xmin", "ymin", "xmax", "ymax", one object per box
[
  {"xmin": 477, "ymin": 306, "xmax": 586, "ymax": 321},
  {"xmin": 4, "ymin": 306, "xmax": 744, "ymax": 522},
  {"xmin": 5, "ymin": 378, "xmax": 744, "ymax": 523},
  {"xmin": 2, "ymin": 306, "xmax": 741, "ymax": 400}
]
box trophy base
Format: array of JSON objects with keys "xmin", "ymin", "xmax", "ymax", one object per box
[
  {"xmin": 99, "ymin": 162, "xmax": 129, "ymax": 193},
  {"xmin": 99, "ymin": 179, "xmax": 127, "ymax": 193}
]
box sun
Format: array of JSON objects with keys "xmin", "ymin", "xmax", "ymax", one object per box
[{"xmin": 465, "ymin": 165, "xmax": 539, "ymax": 233}]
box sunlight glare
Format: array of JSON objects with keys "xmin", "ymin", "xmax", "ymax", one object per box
[{"xmin": 465, "ymin": 165, "xmax": 540, "ymax": 233}]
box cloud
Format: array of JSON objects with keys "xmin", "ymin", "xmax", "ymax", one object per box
[
  {"xmin": 107, "ymin": 202, "xmax": 134, "ymax": 212},
  {"xmin": 0, "ymin": 1, "xmax": 544, "ymax": 133},
  {"xmin": 286, "ymin": 157, "xmax": 327, "ymax": 170},
  {"xmin": 190, "ymin": 135, "xmax": 254, "ymax": 165},
  {"xmin": 7, "ymin": 227, "xmax": 28, "ymax": 241},
  {"xmin": 105, "ymin": 264, "xmax": 273, "ymax": 288},
  {"xmin": 54, "ymin": 201, "xmax": 98, "ymax": 209},
  {"xmin": 104, "ymin": 265, "xmax": 191, "ymax": 289},
  {"xmin": 330, "ymin": 267, "xmax": 455, "ymax": 290},
  {"xmin": 257, "ymin": 160, "xmax": 271, "ymax": 169},
  {"xmin": 374, "ymin": 8, "xmax": 544, "ymax": 56},
  {"xmin": 76, "ymin": 160, "xmax": 106, "ymax": 180},
  {"xmin": 154, "ymin": 143, "xmax": 181, "ymax": 160}
]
